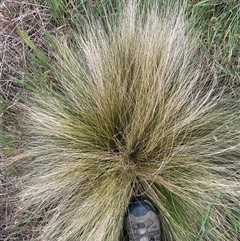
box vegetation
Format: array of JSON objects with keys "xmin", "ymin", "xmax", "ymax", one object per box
[{"xmin": 0, "ymin": 0, "xmax": 239, "ymax": 240}]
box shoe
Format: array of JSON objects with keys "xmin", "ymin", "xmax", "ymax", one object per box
[{"xmin": 125, "ymin": 196, "xmax": 161, "ymax": 241}]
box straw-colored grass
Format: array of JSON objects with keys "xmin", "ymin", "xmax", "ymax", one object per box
[{"xmin": 3, "ymin": 1, "xmax": 240, "ymax": 240}]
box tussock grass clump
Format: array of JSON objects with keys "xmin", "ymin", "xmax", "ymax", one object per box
[{"xmin": 9, "ymin": 1, "xmax": 240, "ymax": 240}]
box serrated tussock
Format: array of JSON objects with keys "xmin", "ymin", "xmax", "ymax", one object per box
[{"xmin": 11, "ymin": 1, "xmax": 240, "ymax": 240}]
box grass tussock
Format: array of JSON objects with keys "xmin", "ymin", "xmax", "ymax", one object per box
[{"xmin": 4, "ymin": 1, "xmax": 240, "ymax": 240}]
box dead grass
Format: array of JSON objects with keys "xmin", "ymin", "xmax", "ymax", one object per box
[
  {"xmin": 0, "ymin": 170, "xmax": 16, "ymax": 241},
  {"xmin": 0, "ymin": 1, "xmax": 52, "ymax": 240}
]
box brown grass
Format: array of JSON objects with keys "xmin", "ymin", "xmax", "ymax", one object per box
[{"xmin": 0, "ymin": 1, "xmax": 51, "ymax": 240}]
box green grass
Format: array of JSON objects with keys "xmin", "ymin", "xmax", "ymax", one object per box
[
  {"xmin": 1, "ymin": 0, "xmax": 240, "ymax": 240},
  {"xmin": 0, "ymin": 93, "xmax": 10, "ymax": 152},
  {"xmin": 0, "ymin": 93, "xmax": 20, "ymax": 155},
  {"xmin": 189, "ymin": 0, "xmax": 240, "ymax": 86}
]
